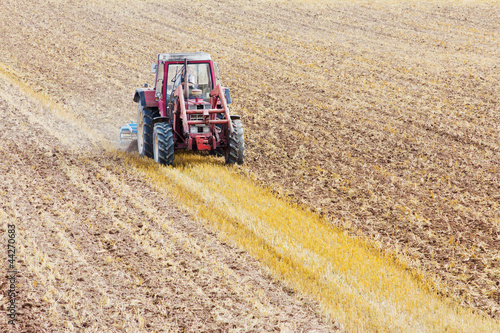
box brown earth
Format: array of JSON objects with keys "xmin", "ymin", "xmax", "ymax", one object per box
[
  {"xmin": 0, "ymin": 76, "xmax": 336, "ymax": 331},
  {"xmin": 0, "ymin": 0, "xmax": 499, "ymax": 329}
]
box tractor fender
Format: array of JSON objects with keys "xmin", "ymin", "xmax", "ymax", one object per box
[
  {"xmin": 133, "ymin": 88, "xmax": 159, "ymax": 108},
  {"xmin": 230, "ymin": 115, "xmax": 241, "ymax": 121},
  {"xmin": 152, "ymin": 117, "xmax": 170, "ymax": 127}
]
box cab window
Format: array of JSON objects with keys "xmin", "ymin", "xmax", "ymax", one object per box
[
  {"xmin": 155, "ymin": 63, "xmax": 164, "ymax": 99},
  {"xmin": 167, "ymin": 63, "xmax": 212, "ymax": 101}
]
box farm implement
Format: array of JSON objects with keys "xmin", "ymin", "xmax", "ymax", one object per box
[
  {"xmin": 121, "ymin": 52, "xmax": 244, "ymax": 166},
  {"xmin": 119, "ymin": 121, "xmax": 137, "ymax": 145}
]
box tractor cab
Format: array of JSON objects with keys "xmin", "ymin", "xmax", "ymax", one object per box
[{"xmin": 152, "ymin": 53, "xmax": 215, "ymax": 107}]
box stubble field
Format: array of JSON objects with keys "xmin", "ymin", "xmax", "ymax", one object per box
[{"xmin": 0, "ymin": 0, "xmax": 499, "ymax": 331}]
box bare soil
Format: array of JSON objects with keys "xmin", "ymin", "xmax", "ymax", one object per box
[
  {"xmin": 0, "ymin": 76, "xmax": 336, "ymax": 331},
  {"xmin": 0, "ymin": 0, "xmax": 498, "ymax": 329}
]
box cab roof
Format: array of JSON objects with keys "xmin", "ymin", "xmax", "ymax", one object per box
[{"xmin": 157, "ymin": 52, "xmax": 211, "ymax": 62}]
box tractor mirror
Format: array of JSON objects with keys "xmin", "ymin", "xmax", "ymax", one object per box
[
  {"xmin": 224, "ymin": 88, "xmax": 232, "ymax": 104},
  {"xmin": 214, "ymin": 62, "xmax": 221, "ymax": 86},
  {"xmin": 151, "ymin": 63, "xmax": 157, "ymax": 73}
]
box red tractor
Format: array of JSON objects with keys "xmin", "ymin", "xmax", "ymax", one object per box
[{"xmin": 130, "ymin": 52, "xmax": 244, "ymax": 166}]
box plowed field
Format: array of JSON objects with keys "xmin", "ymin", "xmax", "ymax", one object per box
[
  {"xmin": 0, "ymin": 64, "xmax": 334, "ymax": 331},
  {"xmin": 1, "ymin": 0, "xmax": 499, "ymax": 331}
]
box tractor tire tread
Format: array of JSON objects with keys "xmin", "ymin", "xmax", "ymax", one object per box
[
  {"xmin": 154, "ymin": 123, "xmax": 174, "ymax": 166},
  {"xmin": 138, "ymin": 107, "xmax": 159, "ymax": 158},
  {"xmin": 225, "ymin": 119, "xmax": 244, "ymax": 165}
]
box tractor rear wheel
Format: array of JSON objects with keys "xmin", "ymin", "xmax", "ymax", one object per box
[
  {"xmin": 137, "ymin": 107, "xmax": 156, "ymax": 158},
  {"xmin": 225, "ymin": 119, "xmax": 244, "ymax": 165},
  {"xmin": 153, "ymin": 122, "xmax": 174, "ymax": 166}
]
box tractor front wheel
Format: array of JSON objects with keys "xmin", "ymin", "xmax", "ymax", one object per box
[
  {"xmin": 153, "ymin": 122, "xmax": 174, "ymax": 166},
  {"xmin": 225, "ymin": 119, "xmax": 244, "ymax": 165}
]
